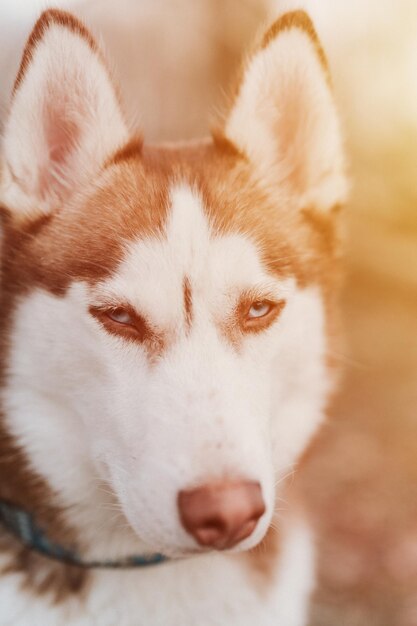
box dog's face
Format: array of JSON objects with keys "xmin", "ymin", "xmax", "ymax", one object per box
[{"xmin": 0, "ymin": 11, "xmax": 346, "ymax": 557}]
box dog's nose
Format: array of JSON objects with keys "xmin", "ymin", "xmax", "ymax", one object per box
[{"xmin": 178, "ymin": 481, "xmax": 265, "ymax": 550}]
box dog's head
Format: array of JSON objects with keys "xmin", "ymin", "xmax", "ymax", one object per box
[{"xmin": 0, "ymin": 10, "xmax": 346, "ymax": 559}]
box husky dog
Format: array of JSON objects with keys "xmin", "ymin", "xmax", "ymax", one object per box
[{"xmin": 0, "ymin": 7, "xmax": 346, "ymax": 625}]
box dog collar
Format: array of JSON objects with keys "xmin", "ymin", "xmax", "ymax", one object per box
[{"xmin": 0, "ymin": 500, "xmax": 168, "ymax": 568}]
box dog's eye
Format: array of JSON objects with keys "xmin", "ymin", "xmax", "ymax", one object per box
[
  {"xmin": 107, "ymin": 308, "xmax": 134, "ymax": 325},
  {"xmin": 90, "ymin": 305, "xmax": 154, "ymax": 344},
  {"xmin": 240, "ymin": 298, "xmax": 285, "ymax": 333},
  {"xmin": 247, "ymin": 301, "xmax": 272, "ymax": 319}
]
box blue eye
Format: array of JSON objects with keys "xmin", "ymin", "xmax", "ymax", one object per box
[
  {"xmin": 247, "ymin": 301, "xmax": 272, "ymax": 319},
  {"xmin": 107, "ymin": 308, "xmax": 134, "ymax": 325}
]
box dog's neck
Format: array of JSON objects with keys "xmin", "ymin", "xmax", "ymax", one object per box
[
  {"xmin": 0, "ymin": 406, "xmax": 159, "ymax": 566},
  {"xmin": 0, "ymin": 499, "xmax": 167, "ymax": 568}
]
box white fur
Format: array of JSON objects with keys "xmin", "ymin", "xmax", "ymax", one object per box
[
  {"xmin": 0, "ymin": 7, "xmax": 344, "ymax": 624},
  {"xmin": 3, "ymin": 185, "xmax": 327, "ymax": 556},
  {"xmin": 1, "ymin": 20, "xmax": 128, "ymax": 222},
  {"xmin": 0, "ymin": 520, "xmax": 314, "ymax": 626},
  {"xmin": 225, "ymin": 27, "xmax": 347, "ymax": 212},
  {"xmin": 2, "ymin": 184, "xmax": 327, "ymax": 622}
]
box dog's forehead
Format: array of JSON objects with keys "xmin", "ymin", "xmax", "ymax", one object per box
[
  {"xmin": 100, "ymin": 141, "xmax": 302, "ymax": 288},
  {"xmin": 8, "ymin": 140, "xmax": 302, "ymax": 297},
  {"xmin": 94, "ymin": 183, "xmax": 277, "ymax": 325}
]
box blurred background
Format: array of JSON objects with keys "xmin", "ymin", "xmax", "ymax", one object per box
[{"xmin": 1, "ymin": 1, "xmax": 416, "ymax": 624}]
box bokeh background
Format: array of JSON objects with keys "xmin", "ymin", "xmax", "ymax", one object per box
[{"xmin": 1, "ymin": 1, "xmax": 416, "ymax": 624}]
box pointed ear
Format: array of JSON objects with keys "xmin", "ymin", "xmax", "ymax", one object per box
[
  {"xmin": 223, "ymin": 11, "xmax": 347, "ymax": 212},
  {"xmin": 1, "ymin": 9, "xmax": 129, "ymax": 223}
]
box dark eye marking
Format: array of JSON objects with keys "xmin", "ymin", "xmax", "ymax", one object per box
[
  {"xmin": 237, "ymin": 291, "xmax": 286, "ymax": 335},
  {"xmin": 89, "ymin": 304, "xmax": 165, "ymax": 356}
]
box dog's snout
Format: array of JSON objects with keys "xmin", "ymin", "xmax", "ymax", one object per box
[{"xmin": 178, "ymin": 481, "xmax": 265, "ymax": 550}]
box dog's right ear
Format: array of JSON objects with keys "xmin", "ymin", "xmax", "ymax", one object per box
[{"xmin": 1, "ymin": 9, "xmax": 129, "ymax": 224}]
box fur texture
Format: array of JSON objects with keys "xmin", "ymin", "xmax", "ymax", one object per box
[{"xmin": 0, "ymin": 6, "xmax": 346, "ymax": 625}]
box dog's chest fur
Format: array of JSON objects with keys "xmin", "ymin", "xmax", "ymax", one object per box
[{"xmin": 0, "ymin": 522, "xmax": 313, "ymax": 626}]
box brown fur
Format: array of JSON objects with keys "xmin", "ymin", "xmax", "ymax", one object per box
[
  {"xmin": 0, "ymin": 134, "xmax": 343, "ymax": 596},
  {"xmin": 0, "ymin": 530, "xmax": 89, "ymax": 604},
  {"xmin": 107, "ymin": 136, "xmax": 144, "ymax": 167},
  {"xmin": 221, "ymin": 293, "xmax": 286, "ymax": 348},
  {"xmin": 0, "ymin": 231, "xmax": 90, "ymax": 598},
  {"xmin": 0, "ymin": 413, "xmax": 89, "ymax": 600},
  {"xmin": 183, "ymin": 277, "xmax": 193, "ymax": 330},
  {"xmin": 13, "ymin": 9, "xmax": 99, "ymax": 96},
  {"xmin": 219, "ymin": 9, "xmax": 331, "ymax": 134},
  {"xmin": 0, "ymin": 7, "xmax": 344, "ymax": 602},
  {"xmin": 261, "ymin": 11, "xmax": 329, "ymax": 79},
  {"xmin": 89, "ymin": 304, "xmax": 167, "ymax": 361}
]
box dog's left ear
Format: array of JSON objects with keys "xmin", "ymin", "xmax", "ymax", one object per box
[
  {"xmin": 222, "ymin": 11, "xmax": 347, "ymax": 212},
  {"xmin": 1, "ymin": 9, "xmax": 129, "ymax": 224}
]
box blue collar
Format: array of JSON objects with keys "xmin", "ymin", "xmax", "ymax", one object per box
[{"xmin": 0, "ymin": 500, "xmax": 168, "ymax": 568}]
